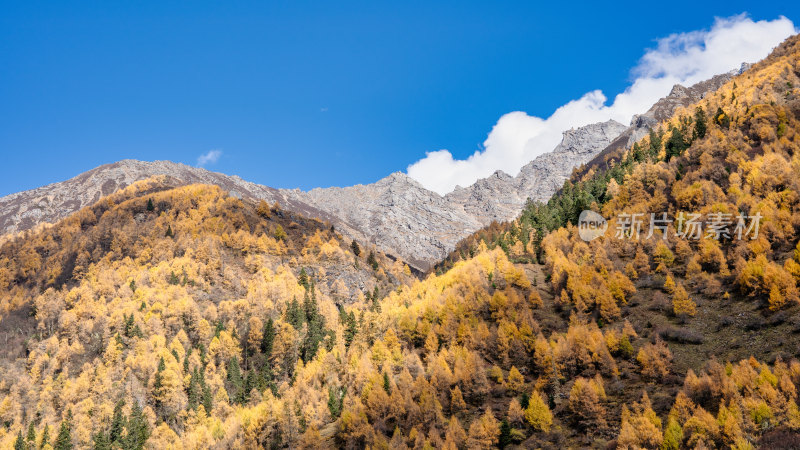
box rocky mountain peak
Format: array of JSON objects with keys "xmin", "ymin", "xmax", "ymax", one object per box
[{"xmin": 0, "ymin": 71, "xmax": 735, "ymax": 271}]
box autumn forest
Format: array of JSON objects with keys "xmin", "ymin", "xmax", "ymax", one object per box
[{"xmin": 2, "ymin": 32, "xmax": 800, "ymax": 450}]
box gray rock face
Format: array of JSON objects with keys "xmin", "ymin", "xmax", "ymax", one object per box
[
  {"xmin": 0, "ymin": 70, "xmax": 737, "ymax": 270},
  {"xmin": 281, "ymin": 173, "xmax": 483, "ymax": 270},
  {"xmin": 515, "ymin": 120, "xmax": 628, "ymax": 202},
  {"xmin": 445, "ymin": 120, "xmax": 627, "ymax": 224}
]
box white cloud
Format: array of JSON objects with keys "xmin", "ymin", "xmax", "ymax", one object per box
[
  {"xmin": 197, "ymin": 149, "xmax": 222, "ymax": 167},
  {"xmin": 407, "ymin": 14, "xmax": 797, "ymax": 195}
]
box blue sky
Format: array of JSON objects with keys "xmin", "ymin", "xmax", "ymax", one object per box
[{"xmin": 1, "ymin": 2, "xmax": 798, "ymax": 196}]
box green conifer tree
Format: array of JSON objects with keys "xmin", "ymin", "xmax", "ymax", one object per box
[
  {"xmin": 53, "ymin": 411, "xmax": 73, "ymax": 450},
  {"xmin": 261, "ymin": 317, "xmax": 275, "ymax": 357},
  {"xmin": 92, "ymin": 429, "xmax": 111, "ymax": 450},
  {"xmin": 227, "ymin": 358, "xmax": 245, "ymax": 404},
  {"xmin": 26, "ymin": 421, "xmax": 36, "ymax": 445},
  {"xmin": 39, "ymin": 424, "xmax": 51, "ymax": 449},
  {"xmin": 153, "ymin": 357, "xmax": 166, "ymax": 410},
  {"xmin": 109, "ymin": 400, "xmax": 125, "ymax": 444},
  {"xmin": 367, "ymin": 251, "xmax": 378, "ymax": 270},
  {"xmin": 13, "ymin": 431, "xmax": 24, "ymax": 450},
  {"xmin": 693, "ymin": 106, "xmax": 707, "ymax": 139},
  {"xmin": 383, "ymin": 371, "xmax": 392, "ymax": 395},
  {"xmin": 124, "ymin": 403, "xmax": 150, "ymax": 450}
]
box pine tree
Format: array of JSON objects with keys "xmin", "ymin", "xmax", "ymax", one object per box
[
  {"xmin": 26, "ymin": 421, "xmax": 36, "ymax": 445},
  {"xmin": 367, "ymin": 251, "xmax": 378, "ymax": 270},
  {"xmin": 109, "ymin": 400, "xmax": 125, "ymax": 444},
  {"xmin": 648, "ymin": 129, "xmax": 662, "ymax": 159},
  {"xmin": 244, "ymin": 370, "xmax": 255, "ymax": 403},
  {"xmin": 124, "ymin": 402, "xmax": 150, "ymax": 450},
  {"xmin": 54, "ymin": 411, "xmax": 73, "ymax": 450},
  {"xmin": 285, "ymin": 297, "xmax": 304, "ymax": 329},
  {"xmin": 327, "ymin": 386, "xmax": 344, "ymax": 418},
  {"xmin": 39, "ymin": 424, "xmax": 51, "ymax": 449},
  {"xmin": 693, "ymin": 106, "xmax": 707, "ymax": 139},
  {"xmin": 227, "ymin": 357, "xmax": 245, "ymax": 404},
  {"xmin": 305, "ymin": 313, "xmax": 327, "ymax": 362},
  {"xmin": 301, "ymin": 288, "xmax": 327, "ymax": 362},
  {"xmin": 261, "ymin": 317, "xmax": 275, "ymax": 357},
  {"xmin": 665, "ymin": 126, "xmax": 688, "ymax": 161},
  {"xmin": 123, "ymin": 314, "xmax": 134, "ymax": 337},
  {"xmin": 371, "ymin": 285, "xmax": 381, "ymax": 312},
  {"xmin": 499, "ymin": 419, "xmax": 512, "ymax": 449},
  {"xmin": 13, "ymin": 431, "xmax": 24, "ymax": 450},
  {"xmin": 152, "ymin": 357, "xmax": 166, "ymax": 410},
  {"xmin": 344, "ymin": 311, "xmax": 357, "ymax": 348},
  {"xmin": 146, "ymin": 198, "xmax": 154, "ymax": 211},
  {"xmin": 92, "ymin": 429, "xmax": 111, "ymax": 450},
  {"xmin": 201, "ymin": 374, "xmax": 214, "ymax": 413},
  {"xmin": 520, "ymin": 392, "xmax": 530, "ymax": 410},
  {"xmin": 183, "ymin": 349, "xmax": 191, "ymax": 374},
  {"xmin": 187, "ymin": 367, "xmax": 200, "ymax": 410},
  {"xmin": 383, "ymin": 371, "xmax": 392, "ymax": 395},
  {"xmin": 298, "ymin": 267, "xmax": 309, "ymax": 288},
  {"xmin": 165, "ymin": 225, "xmax": 174, "ymax": 238},
  {"xmin": 350, "ymin": 240, "xmax": 361, "ymax": 256}
]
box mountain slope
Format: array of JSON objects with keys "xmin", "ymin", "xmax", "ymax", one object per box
[
  {"xmin": 0, "ymin": 159, "xmax": 336, "ymax": 237},
  {"xmin": 1, "ymin": 32, "xmax": 800, "ymax": 450},
  {"xmin": 434, "ymin": 30, "xmax": 800, "ymax": 449},
  {"xmin": 579, "ymin": 66, "xmax": 748, "ymax": 178}
]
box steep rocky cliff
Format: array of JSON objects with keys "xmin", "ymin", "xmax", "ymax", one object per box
[{"xmin": 445, "ymin": 120, "xmax": 628, "ymax": 225}]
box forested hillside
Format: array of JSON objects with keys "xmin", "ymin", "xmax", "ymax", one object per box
[
  {"xmin": 2, "ymin": 31, "xmax": 800, "ymax": 450},
  {"xmin": 0, "ymin": 177, "xmax": 416, "ymax": 448},
  {"xmin": 430, "ymin": 33, "xmax": 800, "ymax": 447}
]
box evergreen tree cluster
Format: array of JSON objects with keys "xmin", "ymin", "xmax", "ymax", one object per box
[{"xmin": 92, "ymin": 401, "xmax": 150, "ymax": 450}]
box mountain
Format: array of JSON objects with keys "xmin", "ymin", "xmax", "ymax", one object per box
[
  {"xmin": 0, "ymin": 159, "xmax": 336, "ymax": 237},
  {"xmin": 0, "ymin": 125, "xmax": 623, "ymax": 270},
  {"xmin": 0, "ymin": 123, "xmax": 630, "ymax": 271},
  {"xmin": 445, "ymin": 120, "xmax": 628, "ymax": 226},
  {"xmin": 0, "ymin": 69, "xmax": 748, "ymax": 272},
  {"xmin": 285, "ymin": 173, "xmax": 483, "ymax": 270},
  {"xmin": 1, "ymin": 31, "xmax": 800, "ymax": 450}
]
